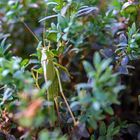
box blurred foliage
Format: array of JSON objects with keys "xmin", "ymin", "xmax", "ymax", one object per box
[
  {"xmin": 73, "ymin": 52, "xmax": 124, "ymax": 130},
  {"xmin": 0, "ymin": 0, "xmax": 140, "ymax": 139}
]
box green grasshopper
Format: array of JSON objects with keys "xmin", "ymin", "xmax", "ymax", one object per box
[{"xmin": 22, "ymin": 21, "xmax": 77, "ymax": 126}]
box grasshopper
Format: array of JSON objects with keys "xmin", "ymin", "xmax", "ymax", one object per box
[{"xmin": 22, "ymin": 21, "xmax": 77, "ymax": 126}]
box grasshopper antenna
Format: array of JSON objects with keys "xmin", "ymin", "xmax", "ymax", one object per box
[
  {"xmin": 20, "ymin": 18, "xmax": 40, "ymax": 43},
  {"xmin": 43, "ymin": 20, "xmax": 46, "ymax": 48}
]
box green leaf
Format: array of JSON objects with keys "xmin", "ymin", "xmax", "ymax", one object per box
[
  {"xmin": 104, "ymin": 106, "xmax": 114, "ymax": 115},
  {"xmin": 83, "ymin": 61, "xmax": 94, "ymax": 78},
  {"xmin": 98, "ymin": 136, "xmax": 106, "ymax": 140},
  {"xmin": 100, "ymin": 59, "xmax": 112, "ymax": 71},
  {"xmin": 128, "ymin": 23, "xmax": 136, "ymax": 36},
  {"xmin": 58, "ymin": 14, "xmax": 68, "ymax": 29},
  {"xmin": 39, "ymin": 14, "xmax": 58, "ymax": 22},
  {"xmin": 99, "ymin": 122, "xmax": 107, "ymax": 136},
  {"xmin": 107, "ymin": 122, "xmax": 115, "ymax": 135},
  {"xmin": 122, "ymin": 2, "xmax": 137, "ymax": 14},
  {"xmin": 47, "ymin": 2, "xmax": 58, "ymax": 6},
  {"xmin": 88, "ymin": 119, "xmax": 97, "ymax": 129},
  {"xmin": 47, "ymin": 31, "xmax": 57, "ymax": 42},
  {"xmin": 20, "ymin": 59, "xmax": 29, "ymax": 67},
  {"xmin": 112, "ymin": 126, "xmax": 120, "ymax": 135},
  {"xmin": 93, "ymin": 52, "xmax": 101, "ymax": 69},
  {"xmin": 134, "ymin": 33, "xmax": 140, "ymax": 40}
]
